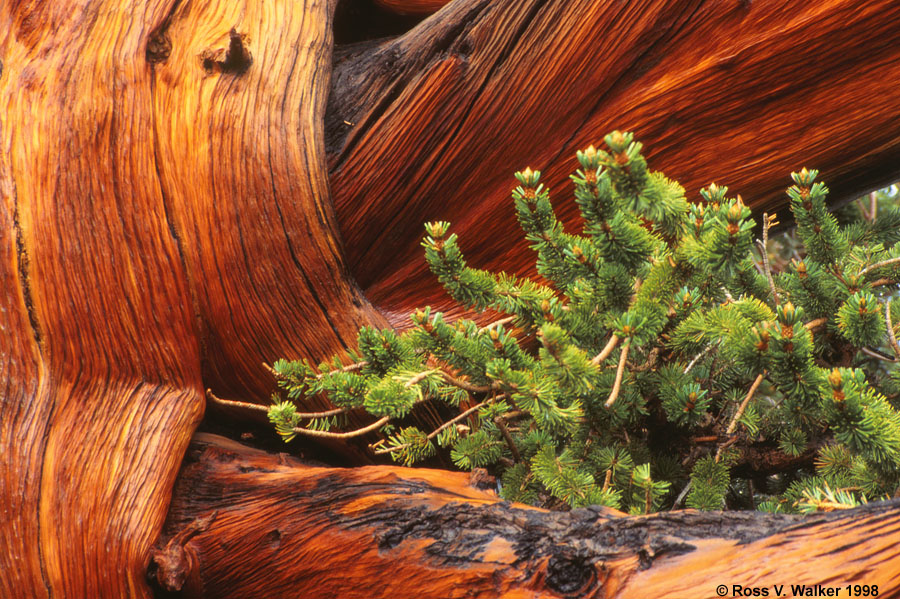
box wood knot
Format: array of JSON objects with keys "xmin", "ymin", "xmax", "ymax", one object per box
[
  {"xmin": 149, "ymin": 511, "xmax": 217, "ymax": 592},
  {"xmin": 468, "ymin": 467, "xmax": 496, "ymax": 491},
  {"xmin": 146, "ymin": 27, "xmax": 172, "ymax": 64},
  {"xmin": 201, "ymin": 29, "xmax": 252, "ymax": 75},
  {"xmin": 545, "ymin": 554, "xmax": 599, "ymax": 596}
]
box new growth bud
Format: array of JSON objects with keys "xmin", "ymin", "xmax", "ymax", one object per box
[
  {"xmin": 515, "ymin": 166, "xmax": 541, "ymax": 187},
  {"xmin": 792, "ymin": 167, "xmax": 819, "ymax": 188}
]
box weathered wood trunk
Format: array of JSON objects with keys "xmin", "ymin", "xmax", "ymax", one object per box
[{"xmin": 2, "ymin": 0, "xmax": 900, "ymax": 597}]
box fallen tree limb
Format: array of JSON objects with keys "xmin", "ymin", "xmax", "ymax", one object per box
[{"xmin": 155, "ymin": 433, "xmax": 900, "ymax": 598}]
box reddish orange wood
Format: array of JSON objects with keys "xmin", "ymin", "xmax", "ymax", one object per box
[
  {"xmin": 374, "ymin": 0, "xmax": 451, "ymax": 16},
  {"xmin": 327, "ymin": 0, "xmax": 900, "ymax": 327},
  {"xmin": 0, "ymin": 0, "xmax": 378, "ymax": 595},
  {"xmin": 156, "ymin": 434, "xmax": 900, "ymax": 599},
  {"xmin": 3, "ymin": 0, "xmax": 900, "ymax": 597}
]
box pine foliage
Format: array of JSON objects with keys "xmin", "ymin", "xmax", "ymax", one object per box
[{"xmin": 268, "ymin": 133, "xmax": 900, "ymax": 514}]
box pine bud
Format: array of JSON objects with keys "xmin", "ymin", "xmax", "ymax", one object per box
[
  {"xmin": 792, "ymin": 167, "xmax": 818, "ymax": 188},
  {"xmin": 828, "ymin": 369, "xmax": 846, "ymax": 402},
  {"xmin": 827, "ymin": 368, "xmax": 843, "ymax": 389},
  {"xmin": 701, "ymin": 183, "xmax": 727, "ymax": 204},
  {"xmin": 572, "ymin": 245, "xmax": 586, "ymax": 264},
  {"xmin": 577, "ymin": 145, "xmax": 600, "ymax": 171},
  {"xmin": 605, "ymin": 130, "xmax": 628, "ymax": 153},
  {"xmin": 727, "ymin": 202, "xmax": 744, "ymax": 224},
  {"xmin": 515, "ymin": 167, "xmax": 541, "ymax": 188},
  {"xmin": 753, "ymin": 326, "xmax": 770, "ymax": 351},
  {"xmin": 541, "ymin": 299, "xmax": 554, "ymax": 321}
]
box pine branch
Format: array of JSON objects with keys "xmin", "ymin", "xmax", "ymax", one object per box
[
  {"xmin": 759, "ymin": 212, "xmax": 780, "ymax": 305},
  {"xmin": 291, "ymin": 416, "xmax": 390, "ymax": 439},
  {"xmin": 207, "ymin": 389, "xmax": 350, "ymax": 418},
  {"xmin": 371, "ymin": 400, "xmax": 492, "ymax": 455},
  {"xmin": 859, "ymin": 256, "xmax": 900, "ymax": 278},
  {"xmin": 887, "ymin": 298, "xmax": 900, "ymax": 359},
  {"xmin": 264, "ymin": 360, "xmax": 369, "ymax": 380},
  {"xmin": 725, "ymin": 372, "xmax": 765, "ymax": 436}
]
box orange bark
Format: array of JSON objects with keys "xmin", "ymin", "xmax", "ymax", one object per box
[{"xmin": 1, "ymin": 0, "xmax": 377, "ymax": 596}]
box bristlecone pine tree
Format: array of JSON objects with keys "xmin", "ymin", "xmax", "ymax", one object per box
[{"xmin": 269, "ymin": 132, "xmax": 900, "ymax": 515}]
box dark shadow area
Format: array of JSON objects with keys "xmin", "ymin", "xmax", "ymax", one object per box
[{"xmin": 334, "ymin": 0, "xmax": 425, "ymax": 44}]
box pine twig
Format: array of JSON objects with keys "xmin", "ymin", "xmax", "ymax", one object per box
[
  {"xmin": 714, "ymin": 435, "xmax": 739, "ymax": 463},
  {"xmin": 805, "ymin": 317, "xmax": 828, "ymax": 332},
  {"xmin": 684, "ymin": 343, "xmax": 715, "ymax": 374},
  {"xmin": 869, "ymin": 277, "xmax": 896, "ymax": 288},
  {"xmin": 591, "ymin": 334, "xmax": 620, "ymax": 365},
  {"xmin": 673, "ymin": 481, "xmax": 692, "ymax": 509},
  {"xmin": 859, "ymin": 256, "xmax": 900, "ymax": 278},
  {"xmin": 441, "ymin": 372, "xmax": 498, "ymax": 394},
  {"xmin": 478, "ymin": 315, "xmax": 516, "ymax": 333},
  {"xmin": 404, "ymin": 369, "xmax": 439, "ymax": 387},
  {"xmin": 759, "ymin": 212, "xmax": 779, "ymax": 306},
  {"xmin": 207, "ymin": 389, "xmax": 350, "ymax": 418},
  {"xmin": 861, "ymin": 346, "xmax": 897, "ymax": 363},
  {"xmin": 494, "ymin": 416, "xmax": 521, "ymax": 462},
  {"xmin": 886, "ymin": 298, "xmax": 900, "ymax": 359},
  {"xmin": 371, "ymin": 399, "xmax": 491, "ymax": 455},
  {"xmin": 291, "ymin": 416, "xmax": 390, "ymax": 440},
  {"xmin": 605, "ymin": 337, "xmax": 632, "ymax": 408},
  {"xmin": 601, "ymin": 469, "xmax": 613, "ymax": 493},
  {"xmin": 264, "ymin": 360, "xmax": 368, "ymax": 381},
  {"xmin": 725, "ymin": 372, "xmax": 765, "ymax": 436}
]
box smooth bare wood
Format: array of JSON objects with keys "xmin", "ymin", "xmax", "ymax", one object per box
[
  {"xmin": 1, "ymin": 0, "xmax": 380, "ymax": 596},
  {"xmin": 327, "ymin": 0, "xmax": 900, "ymax": 327},
  {"xmin": 155, "ymin": 434, "xmax": 900, "ymax": 599}
]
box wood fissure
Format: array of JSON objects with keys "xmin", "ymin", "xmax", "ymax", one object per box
[{"xmin": 10, "ymin": 170, "xmax": 41, "ymax": 348}]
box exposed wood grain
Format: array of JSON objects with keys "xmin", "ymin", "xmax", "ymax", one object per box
[
  {"xmin": 1, "ymin": 2, "xmax": 205, "ymax": 596},
  {"xmin": 0, "ymin": 0, "xmax": 381, "ymax": 595},
  {"xmin": 327, "ymin": 0, "xmax": 900, "ymax": 327},
  {"xmin": 157, "ymin": 433, "xmax": 900, "ymax": 599},
  {"xmin": 4, "ymin": 0, "xmax": 900, "ymax": 596},
  {"xmin": 149, "ymin": 0, "xmax": 386, "ymax": 402}
]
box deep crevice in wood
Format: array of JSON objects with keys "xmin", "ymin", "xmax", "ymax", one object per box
[{"xmin": 11, "ymin": 179, "xmax": 41, "ymax": 348}]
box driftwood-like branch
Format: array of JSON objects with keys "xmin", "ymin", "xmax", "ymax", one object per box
[
  {"xmin": 327, "ymin": 0, "xmax": 900, "ymax": 327},
  {"xmin": 154, "ymin": 434, "xmax": 900, "ymax": 599}
]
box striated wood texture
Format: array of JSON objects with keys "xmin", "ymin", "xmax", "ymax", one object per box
[
  {"xmin": 155, "ymin": 434, "xmax": 900, "ymax": 599},
  {"xmin": 3, "ymin": 0, "xmax": 900, "ymax": 597},
  {"xmin": 1, "ymin": 0, "xmax": 380, "ymax": 596},
  {"xmin": 327, "ymin": 0, "xmax": 900, "ymax": 326}
]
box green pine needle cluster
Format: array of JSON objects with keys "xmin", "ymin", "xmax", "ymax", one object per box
[{"xmin": 269, "ymin": 132, "xmax": 900, "ymax": 514}]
